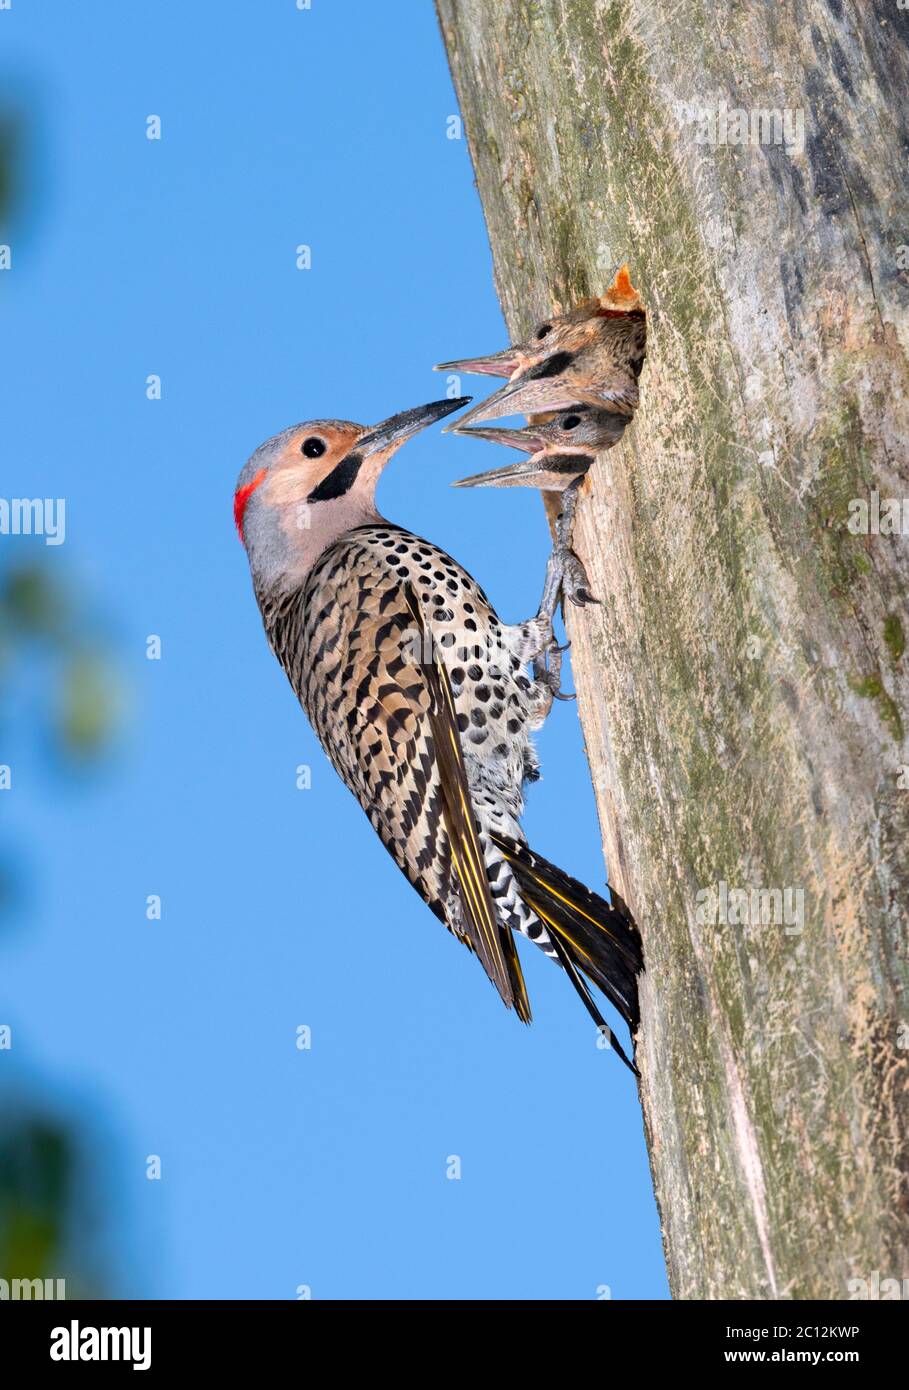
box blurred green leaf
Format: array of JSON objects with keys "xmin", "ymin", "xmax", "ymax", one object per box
[
  {"xmin": 1, "ymin": 566, "xmax": 66, "ymax": 639},
  {"xmin": 59, "ymin": 652, "xmax": 119, "ymax": 756},
  {"xmin": 0, "ymin": 1119, "xmax": 71, "ymax": 1278},
  {"xmin": 0, "ymin": 563, "xmax": 121, "ymax": 757}
]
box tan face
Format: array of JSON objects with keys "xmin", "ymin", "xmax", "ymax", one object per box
[
  {"xmin": 234, "ymin": 398, "xmax": 472, "ymax": 552},
  {"xmin": 235, "ymin": 419, "xmax": 393, "ymax": 544},
  {"xmin": 260, "ymin": 421, "xmax": 365, "ymax": 512}
]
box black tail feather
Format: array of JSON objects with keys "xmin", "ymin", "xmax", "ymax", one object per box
[
  {"xmin": 491, "ymin": 832, "xmax": 643, "ymax": 1061},
  {"xmin": 545, "ymin": 928, "xmax": 640, "ymax": 1077}
]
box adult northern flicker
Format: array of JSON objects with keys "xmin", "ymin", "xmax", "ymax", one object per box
[{"xmin": 235, "ymin": 396, "xmax": 643, "ymax": 1071}]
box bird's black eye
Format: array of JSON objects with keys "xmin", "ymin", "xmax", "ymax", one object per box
[
  {"xmin": 301, "ymin": 436, "xmax": 326, "ymax": 459},
  {"xmin": 535, "ymin": 324, "xmax": 552, "ymax": 340},
  {"xmin": 562, "ymin": 414, "xmax": 582, "ymax": 430}
]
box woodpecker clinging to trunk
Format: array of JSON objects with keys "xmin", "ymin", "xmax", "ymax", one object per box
[
  {"xmin": 235, "ymin": 396, "xmax": 643, "ymax": 1072},
  {"xmin": 435, "ymin": 264, "xmax": 646, "ymax": 429}
]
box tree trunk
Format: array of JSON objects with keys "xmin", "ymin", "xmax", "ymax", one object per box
[{"xmin": 436, "ymin": 0, "xmax": 909, "ymax": 1300}]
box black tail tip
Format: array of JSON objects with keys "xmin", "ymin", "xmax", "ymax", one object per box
[{"xmin": 602, "ymin": 1024, "xmax": 640, "ymax": 1078}]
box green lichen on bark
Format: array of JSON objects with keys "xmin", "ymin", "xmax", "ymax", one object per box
[{"xmin": 884, "ymin": 614, "xmax": 905, "ymax": 665}]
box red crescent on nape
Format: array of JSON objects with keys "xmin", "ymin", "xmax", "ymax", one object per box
[{"xmin": 233, "ymin": 468, "xmax": 267, "ymax": 541}]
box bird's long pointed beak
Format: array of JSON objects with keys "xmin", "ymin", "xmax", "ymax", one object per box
[
  {"xmin": 433, "ymin": 346, "xmax": 522, "ymax": 379},
  {"xmin": 452, "ymin": 459, "xmax": 553, "ymax": 489},
  {"xmin": 447, "ymin": 373, "xmax": 578, "ymax": 429},
  {"xmin": 450, "ymin": 376, "xmax": 638, "ymax": 431},
  {"xmin": 357, "ymin": 396, "xmax": 471, "ymax": 455},
  {"xmin": 453, "ymin": 423, "xmax": 547, "ymax": 454},
  {"xmin": 453, "ymin": 454, "xmax": 593, "ymax": 491}
]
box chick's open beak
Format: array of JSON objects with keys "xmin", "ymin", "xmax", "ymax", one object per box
[
  {"xmin": 453, "ymin": 423, "xmax": 547, "ymax": 453},
  {"xmin": 453, "ymin": 456, "xmax": 593, "ymax": 491},
  {"xmin": 433, "ymin": 346, "xmax": 524, "ymax": 379},
  {"xmin": 448, "ymin": 366, "xmax": 638, "ymax": 431},
  {"xmin": 452, "ymin": 423, "xmax": 593, "ymax": 492}
]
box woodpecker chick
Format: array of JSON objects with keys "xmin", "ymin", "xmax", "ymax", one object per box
[
  {"xmin": 451, "ymin": 404, "xmax": 628, "ymax": 492},
  {"xmin": 235, "ymin": 396, "xmax": 643, "ymax": 1071},
  {"xmin": 453, "ymin": 407, "xmax": 627, "ymax": 670},
  {"xmin": 436, "ymin": 265, "xmax": 646, "ymax": 428}
]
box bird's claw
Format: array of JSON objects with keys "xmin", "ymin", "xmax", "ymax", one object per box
[
  {"xmin": 553, "ymin": 545, "xmax": 600, "ymax": 612},
  {"xmin": 532, "ymin": 636, "xmax": 576, "ymax": 702}
]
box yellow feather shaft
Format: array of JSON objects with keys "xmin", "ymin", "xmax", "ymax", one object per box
[{"xmin": 523, "ymin": 894, "xmax": 596, "ymax": 967}]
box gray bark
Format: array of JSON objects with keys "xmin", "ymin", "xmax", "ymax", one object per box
[{"xmin": 436, "ymin": 0, "xmax": 909, "ymax": 1299}]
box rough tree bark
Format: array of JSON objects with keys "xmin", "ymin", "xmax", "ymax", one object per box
[{"xmin": 436, "ymin": 0, "xmax": 909, "ymax": 1299}]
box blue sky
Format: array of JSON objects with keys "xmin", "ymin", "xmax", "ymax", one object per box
[{"xmin": 1, "ymin": 1, "xmax": 668, "ymax": 1299}]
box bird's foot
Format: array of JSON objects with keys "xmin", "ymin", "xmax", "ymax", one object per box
[
  {"xmin": 537, "ymin": 478, "xmax": 600, "ymax": 620},
  {"xmin": 554, "ymin": 544, "xmax": 599, "ymax": 610},
  {"xmin": 532, "ymin": 635, "xmax": 575, "ymax": 703}
]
